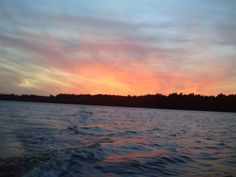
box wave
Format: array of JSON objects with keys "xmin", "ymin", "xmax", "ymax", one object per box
[
  {"xmin": 107, "ymin": 130, "xmax": 138, "ymax": 137},
  {"xmin": 0, "ymin": 143, "xmax": 196, "ymax": 177}
]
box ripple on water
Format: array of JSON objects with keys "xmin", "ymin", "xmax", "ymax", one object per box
[{"xmin": 0, "ymin": 101, "xmax": 236, "ymax": 177}]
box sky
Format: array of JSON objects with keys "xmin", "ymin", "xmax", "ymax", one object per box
[{"xmin": 0, "ymin": 0, "xmax": 236, "ymax": 96}]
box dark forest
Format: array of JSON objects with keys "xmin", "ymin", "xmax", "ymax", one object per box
[{"xmin": 1, "ymin": 93, "xmax": 235, "ymax": 112}]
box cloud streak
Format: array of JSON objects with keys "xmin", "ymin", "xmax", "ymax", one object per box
[{"xmin": 0, "ymin": 0, "xmax": 236, "ymax": 95}]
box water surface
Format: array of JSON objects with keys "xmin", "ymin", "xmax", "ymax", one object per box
[{"xmin": 0, "ymin": 101, "xmax": 235, "ymax": 177}]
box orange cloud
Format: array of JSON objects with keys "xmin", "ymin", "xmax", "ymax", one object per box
[{"xmin": 1, "ymin": 15, "xmax": 235, "ymax": 96}]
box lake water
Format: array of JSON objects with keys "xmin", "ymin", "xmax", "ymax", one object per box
[{"xmin": 0, "ymin": 101, "xmax": 235, "ymax": 177}]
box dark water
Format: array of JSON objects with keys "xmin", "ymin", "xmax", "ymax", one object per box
[{"xmin": 0, "ymin": 101, "xmax": 235, "ymax": 177}]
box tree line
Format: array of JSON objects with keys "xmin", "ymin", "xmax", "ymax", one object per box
[{"xmin": 0, "ymin": 93, "xmax": 235, "ymax": 112}]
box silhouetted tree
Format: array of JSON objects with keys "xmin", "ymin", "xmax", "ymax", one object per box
[{"xmin": 0, "ymin": 93, "xmax": 235, "ymax": 112}]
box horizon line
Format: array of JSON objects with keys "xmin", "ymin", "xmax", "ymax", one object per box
[{"xmin": 1, "ymin": 92, "xmax": 236, "ymax": 97}]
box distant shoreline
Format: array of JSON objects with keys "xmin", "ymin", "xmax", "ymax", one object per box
[{"xmin": 1, "ymin": 93, "xmax": 236, "ymax": 113}]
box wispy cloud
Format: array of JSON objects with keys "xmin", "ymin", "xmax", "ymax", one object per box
[{"xmin": 0, "ymin": 0, "xmax": 236, "ymax": 95}]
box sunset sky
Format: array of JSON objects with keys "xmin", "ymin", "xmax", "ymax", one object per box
[{"xmin": 0, "ymin": 0, "xmax": 236, "ymax": 95}]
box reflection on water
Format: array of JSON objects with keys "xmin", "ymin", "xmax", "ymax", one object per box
[
  {"xmin": 0, "ymin": 101, "xmax": 235, "ymax": 177},
  {"xmin": 101, "ymin": 136, "xmax": 150, "ymax": 147},
  {"xmin": 0, "ymin": 134, "xmax": 24, "ymax": 158},
  {"xmin": 104, "ymin": 149, "xmax": 167, "ymax": 163}
]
